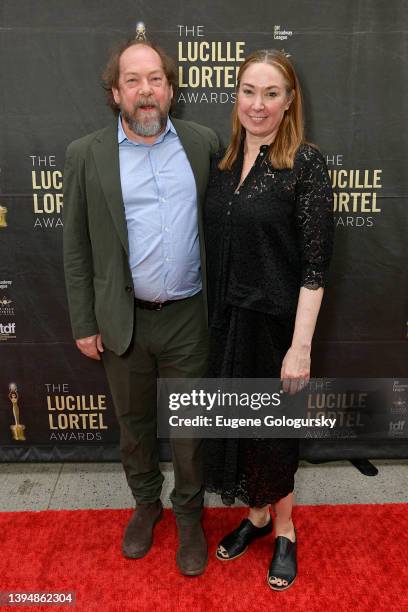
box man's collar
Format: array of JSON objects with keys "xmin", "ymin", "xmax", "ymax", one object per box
[{"xmin": 117, "ymin": 114, "xmax": 176, "ymax": 145}]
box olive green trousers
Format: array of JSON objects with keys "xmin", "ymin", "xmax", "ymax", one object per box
[{"xmin": 102, "ymin": 292, "xmax": 208, "ymax": 525}]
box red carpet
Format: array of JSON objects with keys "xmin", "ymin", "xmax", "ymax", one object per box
[{"xmin": 0, "ymin": 504, "xmax": 407, "ymax": 612}]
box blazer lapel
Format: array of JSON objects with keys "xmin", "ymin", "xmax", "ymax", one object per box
[
  {"xmin": 171, "ymin": 118, "xmax": 208, "ymax": 205},
  {"xmin": 91, "ymin": 124, "xmax": 129, "ymax": 255},
  {"xmin": 171, "ymin": 118, "xmax": 210, "ymax": 311},
  {"xmin": 90, "ymin": 119, "xmax": 209, "ymax": 257}
]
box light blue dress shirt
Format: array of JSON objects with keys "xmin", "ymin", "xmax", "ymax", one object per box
[{"xmin": 118, "ymin": 115, "xmax": 202, "ymax": 301}]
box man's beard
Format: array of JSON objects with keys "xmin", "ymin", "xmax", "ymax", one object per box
[{"xmin": 122, "ymin": 98, "xmax": 169, "ymax": 137}]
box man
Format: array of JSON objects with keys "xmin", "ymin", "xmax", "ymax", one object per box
[{"xmin": 63, "ymin": 37, "xmax": 219, "ymax": 576}]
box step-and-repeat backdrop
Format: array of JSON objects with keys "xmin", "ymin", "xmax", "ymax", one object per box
[{"xmin": 1, "ymin": 1, "xmax": 407, "ymax": 460}]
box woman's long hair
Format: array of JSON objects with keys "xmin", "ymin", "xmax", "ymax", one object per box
[{"xmin": 219, "ymin": 49, "xmax": 305, "ymax": 170}]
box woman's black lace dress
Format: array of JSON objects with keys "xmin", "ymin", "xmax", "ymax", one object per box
[{"xmin": 204, "ymin": 142, "xmax": 334, "ymax": 507}]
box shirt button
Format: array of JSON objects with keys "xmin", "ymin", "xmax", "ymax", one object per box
[
  {"xmin": 125, "ymin": 285, "xmax": 133, "ymax": 293},
  {"xmin": 228, "ymin": 202, "xmax": 232, "ymax": 206},
  {"xmin": 160, "ymin": 197, "xmax": 166, "ymax": 202},
  {"xmin": 164, "ymin": 227, "xmax": 170, "ymax": 232},
  {"xmin": 165, "ymin": 257, "xmax": 170, "ymax": 262},
  {"xmin": 227, "ymin": 211, "xmax": 231, "ymax": 216}
]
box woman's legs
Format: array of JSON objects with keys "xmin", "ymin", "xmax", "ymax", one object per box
[
  {"xmin": 271, "ymin": 492, "xmax": 296, "ymax": 541},
  {"xmin": 248, "ymin": 492, "xmax": 295, "ymax": 541},
  {"xmin": 267, "ymin": 492, "xmax": 297, "ymax": 590},
  {"xmin": 248, "ymin": 505, "xmax": 270, "ymax": 527}
]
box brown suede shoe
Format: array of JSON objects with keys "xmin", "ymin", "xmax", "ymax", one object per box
[
  {"xmin": 176, "ymin": 520, "xmax": 208, "ymax": 576},
  {"xmin": 122, "ymin": 500, "xmax": 163, "ymax": 559}
]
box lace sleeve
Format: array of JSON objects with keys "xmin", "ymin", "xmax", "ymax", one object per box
[{"xmin": 295, "ymin": 146, "xmax": 335, "ymax": 289}]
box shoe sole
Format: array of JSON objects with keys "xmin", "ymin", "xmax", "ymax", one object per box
[
  {"xmin": 178, "ymin": 562, "xmax": 208, "ymax": 576},
  {"xmin": 176, "ymin": 553, "xmax": 208, "ymax": 576},
  {"xmin": 122, "ymin": 508, "xmax": 163, "ymax": 559},
  {"xmin": 215, "ymin": 545, "xmax": 249, "ymax": 561},
  {"xmin": 266, "ymin": 574, "xmax": 297, "ymax": 591}
]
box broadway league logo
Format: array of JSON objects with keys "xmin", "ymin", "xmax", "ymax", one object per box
[
  {"xmin": 273, "ymin": 25, "xmax": 293, "ymax": 41},
  {"xmin": 0, "ymin": 205, "xmax": 8, "ymax": 228},
  {"xmin": 8, "ymin": 383, "xmax": 26, "ymax": 441}
]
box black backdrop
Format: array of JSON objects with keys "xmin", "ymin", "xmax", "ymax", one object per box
[{"xmin": 0, "ymin": 1, "xmax": 407, "ymax": 461}]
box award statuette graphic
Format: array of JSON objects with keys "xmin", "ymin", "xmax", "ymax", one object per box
[
  {"xmin": 0, "ymin": 205, "xmax": 8, "ymax": 228},
  {"xmin": 135, "ymin": 21, "xmax": 147, "ymax": 41},
  {"xmin": 8, "ymin": 383, "xmax": 26, "ymax": 441}
]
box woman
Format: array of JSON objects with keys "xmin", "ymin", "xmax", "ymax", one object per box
[{"xmin": 204, "ymin": 49, "xmax": 334, "ymax": 590}]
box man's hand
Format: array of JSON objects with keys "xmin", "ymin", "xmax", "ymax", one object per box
[{"xmin": 75, "ymin": 334, "xmax": 104, "ymax": 360}]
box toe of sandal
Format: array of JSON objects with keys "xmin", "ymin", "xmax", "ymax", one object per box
[
  {"xmin": 216, "ymin": 518, "xmax": 273, "ymax": 562},
  {"xmin": 267, "ymin": 532, "xmax": 297, "ymax": 591}
]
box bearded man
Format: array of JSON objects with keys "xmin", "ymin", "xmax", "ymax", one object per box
[{"xmin": 63, "ymin": 38, "xmax": 219, "ymax": 576}]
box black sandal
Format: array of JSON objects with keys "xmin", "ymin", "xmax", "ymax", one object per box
[
  {"xmin": 267, "ymin": 528, "xmax": 297, "ymax": 590},
  {"xmin": 216, "ymin": 517, "xmax": 273, "ymax": 561}
]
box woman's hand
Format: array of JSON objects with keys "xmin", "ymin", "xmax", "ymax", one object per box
[{"xmin": 280, "ymin": 345, "xmax": 311, "ymax": 395}]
